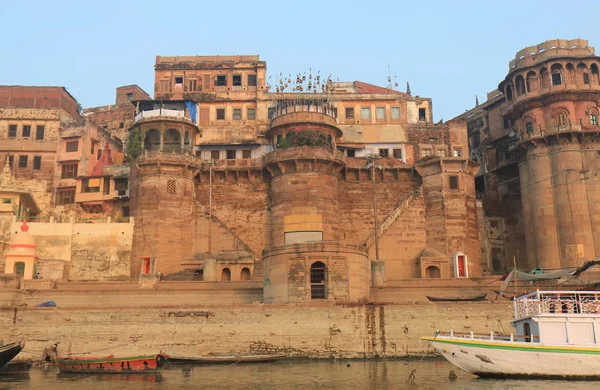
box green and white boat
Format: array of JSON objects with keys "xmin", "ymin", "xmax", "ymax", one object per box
[{"xmin": 421, "ymin": 290, "xmax": 600, "ymax": 379}]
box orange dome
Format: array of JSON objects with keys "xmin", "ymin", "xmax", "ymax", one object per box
[{"xmin": 9, "ymin": 220, "xmax": 36, "ymax": 248}]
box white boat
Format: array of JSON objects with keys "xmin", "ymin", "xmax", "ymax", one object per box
[{"xmin": 421, "ymin": 290, "xmax": 600, "ymax": 379}]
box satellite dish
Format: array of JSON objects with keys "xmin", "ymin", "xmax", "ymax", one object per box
[{"xmin": 508, "ymin": 131, "xmax": 516, "ymax": 138}]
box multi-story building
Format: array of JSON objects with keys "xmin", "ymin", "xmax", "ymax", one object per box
[
  {"xmin": 0, "ymin": 86, "xmax": 81, "ymax": 210},
  {"xmin": 456, "ymin": 38, "xmax": 600, "ymax": 272}
]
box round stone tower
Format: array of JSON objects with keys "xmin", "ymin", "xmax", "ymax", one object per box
[
  {"xmin": 129, "ymin": 107, "xmax": 201, "ymax": 278},
  {"xmin": 500, "ymin": 39, "xmax": 600, "ymax": 269},
  {"xmin": 261, "ymin": 102, "xmax": 370, "ymax": 303}
]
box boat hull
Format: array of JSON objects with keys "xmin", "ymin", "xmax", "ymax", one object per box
[
  {"xmin": 56, "ymin": 354, "xmax": 166, "ymax": 374},
  {"xmin": 0, "ymin": 341, "xmax": 24, "ymax": 368},
  {"xmin": 423, "ymin": 336, "xmax": 600, "ymax": 379}
]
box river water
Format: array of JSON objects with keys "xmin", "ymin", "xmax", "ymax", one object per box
[{"xmin": 0, "ymin": 360, "xmax": 598, "ymax": 390}]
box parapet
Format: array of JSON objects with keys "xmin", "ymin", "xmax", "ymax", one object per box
[
  {"xmin": 509, "ymin": 39, "xmax": 595, "ymax": 71},
  {"xmin": 155, "ymin": 55, "xmax": 265, "ymax": 70}
]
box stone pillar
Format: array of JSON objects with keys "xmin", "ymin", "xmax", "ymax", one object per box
[
  {"xmin": 203, "ymin": 259, "xmax": 217, "ymax": 282},
  {"xmin": 371, "ymin": 260, "xmax": 385, "ymax": 287}
]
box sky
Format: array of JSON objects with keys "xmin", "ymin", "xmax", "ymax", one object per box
[{"xmin": 2, "ymin": 0, "xmax": 600, "ymax": 121}]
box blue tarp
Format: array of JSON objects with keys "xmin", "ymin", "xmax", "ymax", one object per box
[
  {"xmin": 37, "ymin": 301, "xmax": 57, "ymax": 307},
  {"xmin": 185, "ymin": 101, "xmax": 197, "ymax": 124}
]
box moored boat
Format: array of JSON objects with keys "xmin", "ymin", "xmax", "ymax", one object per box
[
  {"xmin": 426, "ymin": 293, "xmax": 487, "ymax": 302},
  {"xmin": 55, "ymin": 353, "xmax": 168, "ymax": 374},
  {"xmin": 421, "ymin": 290, "xmax": 600, "ymax": 379},
  {"xmin": 168, "ymin": 353, "xmax": 287, "ymax": 364},
  {"xmin": 0, "ymin": 341, "xmax": 25, "ymax": 368}
]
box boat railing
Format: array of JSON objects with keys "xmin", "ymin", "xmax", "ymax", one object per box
[
  {"xmin": 513, "ymin": 290, "xmax": 600, "ymax": 319},
  {"xmin": 438, "ymin": 330, "xmax": 540, "ymax": 343}
]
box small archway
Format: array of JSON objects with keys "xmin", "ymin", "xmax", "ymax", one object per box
[
  {"xmin": 310, "ymin": 261, "xmax": 327, "ymax": 299},
  {"xmin": 183, "ymin": 131, "xmax": 191, "ymax": 152},
  {"xmin": 592, "ymin": 63, "xmax": 600, "ymax": 84},
  {"xmin": 505, "ymin": 85, "xmax": 513, "ymax": 101},
  {"xmin": 550, "ymin": 63, "xmax": 563, "ymax": 86},
  {"xmin": 14, "ymin": 262, "xmax": 25, "ymax": 276},
  {"xmin": 164, "ymin": 129, "xmax": 181, "ymax": 153},
  {"xmin": 578, "ymin": 63, "xmax": 590, "ymax": 84},
  {"xmin": 515, "ymin": 75, "xmax": 526, "ymax": 96},
  {"xmin": 540, "ymin": 67, "xmax": 550, "ymax": 89},
  {"xmin": 425, "ymin": 265, "xmax": 441, "ymax": 279},
  {"xmin": 144, "ymin": 129, "xmax": 161, "ymax": 151},
  {"xmin": 566, "ymin": 63, "xmax": 576, "ymax": 84},
  {"xmin": 526, "ymin": 71, "xmax": 537, "ymax": 92},
  {"xmin": 241, "ymin": 267, "xmax": 251, "ymax": 281},
  {"xmin": 221, "ymin": 267, "xmax": 231, "ymax": 281}
]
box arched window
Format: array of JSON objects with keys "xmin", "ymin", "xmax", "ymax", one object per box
[
  {"xmin": 240, "ymin": 267, "xmax": 251, "ymax": 281},
  {"xmin": 525, "ymin": 121, "xmax": 534, "ymax": 134},
  {"xmin": 590, "ymin": 110, "xmax": 598, "ymax": 126},
  {"xmin": 526, "ymin": 71, "xmax": 537, "ymax": 92},
  {"xmin": 566, "ymin": 63, "xmax": 576, "ymax": 84},
  {"xmin": 551, "ymin": 64, "xmax": 563, "ymax": 86},
  {"xmin": 515, "ymin": 75, "xmax": 526, "ymax": 96},
  {"xmin": 556, "ymin": 111, "xmax": 569, "ymax": 127},
  {"xmin": 144, "ymin": 129, "xmax": 161, "ymax": 151},
  {"xmin": 578, "ymin": 63, "xmax": 590, "ymax": 84},
  {"xmin": 540, "ymin": 67, "xmax": 550, "ymax": 89},
  {"xmin": 164, "ymin": 129, "xmax": 181, "ymax": 153},
  {"xmin": 221, "ymin": 267, "xmax": 231, "ymax": 281},
  {"xmin": 592, "ymin": 64, "xmax": 600, "ymax": 84},
  {"xmin": 310, "ymin": 262, "xmax": 327, "ymax": 299},
  {"xmin": 425, "ymin": 265, "xmax": 441, "ymax": 279},
  {"xmin": 505, "ymin": 85, "xmax": 513, "ymax": 101}
]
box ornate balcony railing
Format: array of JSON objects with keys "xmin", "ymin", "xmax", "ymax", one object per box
[{"xmin": 514, "ymin": 290, "xmax": 600, "ymax": 320}]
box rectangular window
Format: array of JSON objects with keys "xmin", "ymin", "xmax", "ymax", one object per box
[
  {"xmin": 393, "ymin": 149, "xmax": 402, "ymax": 159},
  {"xmin": 503, "ymin": 116, "xmax": 510, "ymax": 129},
  {"xmin": 391, "ymin": 107, "xmax": 401, "ymax": 119},
  {"xmin": 57, "ymin": 188, "xmax": 75, "ymax": 205},
  {"xmin": 347, "ymin": 149, "xmax": 355, "ymax": 157},
  {"xmin": 22, "ymin": 125, "xmax": 31, "ymax": 138},
  {"xmin": 90, "ymin": 142, "xmax": 95, "ymax": 155},
  {"xmin": 232, "ymin": 75, "xmax": 242, "ymax": 86},
  {"xmin": 36, "ymin": 125, "xmax": 45, "ymax": 140},
  {"xmin": 216, "ymin": 108, "xmax": 225, "ymax": 120},
  {"xmin": 361, "ymin": 108, "xmax": 371, "ymax": 119},
  {"xmin": 591, "ymin": 114, "xmax": 598, "ymax": 126},
  {"xmin": 551, "ymin": 73, "xmax": 562, "ymax": 86},
  {"xmin": 584, "ymin": 73, "xmax": 590, "ymax": 85},
  {"xmin": 437, "ymin": 149, "xmax": 446, "ymax": 157},
  {"xmin": 116, "ymin": 179, "xmax": 128, "ymax": 196},
  {"xmin": 216, "ymin": 75, "xmax": 227, "ymax": 86},
  {"xmin": 174, "ymin": 76, "xmax": 183, "ymax": 85},
  {"xmin": 66, "ymin": 140, "xmax": 78, "ymax": 152},
  {"xmin": 449, "ymin": 175, "xmax": 459, "ymax": 190},
  {"xmin": 211, "ymin": 150, "xmax": 220, "ymax": 160},
  {"xmin": 242, "ymin": 149, "xmax": 252, "ymax": 158},
  {"xmin": 226, "ymin": 149, "xmax": 237, "ymax": 160},
  {"xmin": 376, "ymin": 107, "xmax": 385, "ymax": 119},
  {"xmin": 345, "ymin": 107, "xmax": 354, "ymax": 119},
  {"xmin": 247, "ymin": 74, "xmax": 257, "ymax": 87},
  {"xmin": 82, "ymin": 177, "xmax": 101, "ymax": 193},
  {"xmin": 268, "ymin": 107, "xmax": 276, "ymax": 119},
  {"xmin": 126, "ymin": 92, "xmax": 134, "ymax": 100},
  {"xmin": 379, "ymin": 148, "xmax": 389, "ymax": 158},
  {"xmin": 18, "ymin": 155, "xmax": 28, "ymax": 168},
  {"xmin": 419, "ymin": 108, "xmax": 427, "ymax": 121},
  {"xmin": 247, "ymin": 108, "xmax": 256, "ymax": 120},
  {"xmin": 103, "ymin": 177, "xmax": 110, "ymax": 195},
  {"xmin": 422, "ymin": 148, "xmax": 432, "ymax": 157},
  {"xmin": 453, "ymin": 149, "xmax": 463, "ymax": 157},
  {"xmin": 61, "ymin": 164, "xmax": 78, "ymax": 179},
  {"xmin": 8, "ymin": 125, "xmax": 17, "ymax": 138},
  {"xmin": 188, "ymin": 79, "xmax": 198, "ymax": 92},
  {"xmin": 233, "ymin": 109, "xmax": 242, "ymax": 120},
  {"xmin": 33, "ymin": 156, "xmax": 41, "ymax": 170}
]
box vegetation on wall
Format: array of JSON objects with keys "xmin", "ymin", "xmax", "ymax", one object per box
[
  {"xmin": 276, "ymin": 130, "xmax": 330, "ymax": 149},
  {"xmin": 125, "ymin": 128, "xmax": 143, "ymax": 163}
]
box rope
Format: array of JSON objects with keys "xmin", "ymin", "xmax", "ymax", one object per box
[{"xmin": 407, "ymin": 330, "xmax": 439, "ymax": 384}]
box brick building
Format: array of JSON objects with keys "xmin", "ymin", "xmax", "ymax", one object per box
[
  {"xmin": 129, "ymin": 55, "xmax": 480, "ymax": 302},
  {"xmin": 455, "ymin": 39, "xmax": 600, "ymax": 273}
]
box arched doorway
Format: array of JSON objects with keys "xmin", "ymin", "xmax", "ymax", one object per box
[
  {"xmin": 14, "ymin": 262, "xmax": 25, "ymax": 276},
  {"xmin": 144, "ymin": 129, "xmax": 160, "ymax": 151},
  {"xmin": 310, "ymin": 262, "xmax": 327, "ymax": 299},
  {"xmin": 425, "ymin": 265, "xmax": 441, "ymax": 279},
  {"xmin": 240, "ymin": 267, "xmax": 251, "ymax": 281},
  {"xmin": 221, "ymin": 267, "xmax": 231, "ymax": 281},
  {"xmin": 164, "ymin": 129, "xmax": 181, "ymax": 152}
]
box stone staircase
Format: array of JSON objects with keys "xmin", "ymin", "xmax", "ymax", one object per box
[{"xmin": 363, "ymin": 188, "xmax": 423, "ymax": 249}]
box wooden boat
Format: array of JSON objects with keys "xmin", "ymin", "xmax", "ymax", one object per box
[
  {"xmin": 168, "ymin": 354, "xmax": 287, "ymax": 364},
  {"xmin": 0, "ymin": 341, "xmax": 24, "ymax": 368},
  {"xmin": 422, "ymin": 290, "xmax": 600, "ymax": 379},
  {"xmin": 55, "ymin": 353, "xmax": 168, "ymax": 374},
  {"xmin": 426, "ymin": 293, "xmax": 487, "ymax": 302}
]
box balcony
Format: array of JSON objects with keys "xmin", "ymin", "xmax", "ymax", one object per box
[
  {"xmin": 514, "ymin": 291, "xmax": 600, "ymax": 320},
  {"xmin": 134, "ymin": 108, "xmax": 186, "ymax": 123},
  {"xmin": 517, "ymin": 121, "xmax": 600, "ymax": 143}
]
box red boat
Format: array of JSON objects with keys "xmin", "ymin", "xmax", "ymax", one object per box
[{"xmin": 55, "ymin": 353, "xmax": 168, "ymax": 373}]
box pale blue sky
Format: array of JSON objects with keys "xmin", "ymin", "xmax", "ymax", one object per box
[{"xmin": 2, "ymin": 0, "xmax": 599, "ymax": 120}]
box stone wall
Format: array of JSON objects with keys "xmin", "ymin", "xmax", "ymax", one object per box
[
  {"xmin": 1, "ymin": 218, "xmax": 134, "ymax": 281},
  {"xmin": 0, "ymin": 290, "xmax": 513, "ymax": 359}
]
